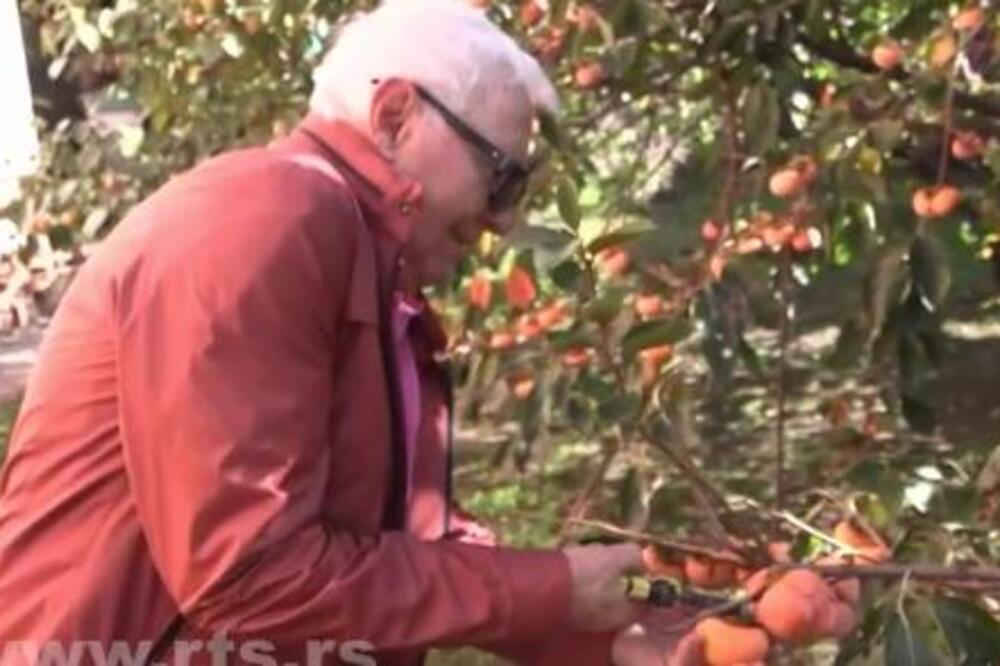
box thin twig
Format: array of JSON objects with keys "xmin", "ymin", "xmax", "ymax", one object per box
[
  {"xmin": 937, "ymin": 51, "xmax": 959, "ymax": 185},
  {"xmin": 771, "ymin": 510, "xmax": 848, "ymax": 552},
  {"xmin": 774, "ymin": 250, "xmax": 793, "ymax": 509},
  {"xmin": 557, "ymin": 439, "xmax": 619, "ymax": 545},
  {"xmin": 568, "ymin": 518, "xmax": 748, "ymax": 563},
  {"xmin": 781, "ymin": 562, "xmax": 1000, "ymax": 584},
  {"xmin": 714, "ymin": 74, "xmax": 741, "ymax": 226}
]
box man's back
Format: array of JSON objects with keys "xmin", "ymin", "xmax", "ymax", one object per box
[{"xmin": 0, "ymin": 146, "xmax": 357, "ymax": 648}]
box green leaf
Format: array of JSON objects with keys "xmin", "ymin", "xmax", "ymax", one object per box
[
  {"xmin": 577, "ymin": 373, "xmax": 616, "ymax": 403},
  {"xmin": 583, "ymin": 290, "xmax": 624, "ymax": 325},
  {"xmin": 864, "ymin": 244, "xmax": 908, "ymax": 338},
  {"xmin": 736, "ymin": 335, "xmax": 766, "ymax": 377},
  {"xmin": 901, "ymin": 392, "xmax": 937, "ymax": 434},
  {"xmin": 501, "ymin": 224, "xmax": 575, "ymax": 253},
  {"xmin": 550, "ymin": 259, "xmax": 584, "ymax": 292},
  {"xmin": 538, "ymin": 111, "xmax": 568, "ymax": 151},
  {"xmin": 548, "ymin": 329, "xmax": 593, "ymax": 353},
  {"xmin": 844, "ymin": 460, "xmax": 905, "ymax": 514},
  {"xmin": 621, "ymin": 320, "xmax": 692, "ymax": 359},
  {"xmin": 556, "ymin": 176, "xmax": 582, "ymax": 229},
  {"xmin": 909, "ymin": 235, "xmax": 951, "ymax": 312},
  {"xmin": 870, "ymin": 120, "xmax": 906, "ymax": 152},
  {"xmin": 885, "ymin": 613, "xmax": 940, "ymax": 666},
  {"xmin": 586, "ymin": 220, "xmax": 655, "ymax": 254},
  {"xmin": 933, "ymin": 597, "xmax": 1000, "ymax": 664},
  {"xmin": 599, "ymin": 394, "xmax": 641, "ymax": 423},
  {"xmin": 742, "ymin": 84, "xmax": 779, "ymax": 156}
]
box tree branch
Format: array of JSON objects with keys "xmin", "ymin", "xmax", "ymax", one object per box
[{"xmin": 797, "ymin": 32, "xmax": 1000, "ymax": 119}]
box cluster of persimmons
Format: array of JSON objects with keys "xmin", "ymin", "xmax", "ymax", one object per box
[
  {"xmin": 640, "ymin": 520, "xmax": 891, "ymax": 665},
  {"xmin": 869, "ymin": 5, "xmax": 988, "ymax": 219}
]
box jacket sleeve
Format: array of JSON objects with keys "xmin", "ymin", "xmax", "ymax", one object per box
[{"xmin": 114, "ymin": 161, "xmax": 572, "ymax": 653}]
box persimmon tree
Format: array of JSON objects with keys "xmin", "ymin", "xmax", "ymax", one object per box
[{"xmin": 7, "ymin": 0, "xmax": 1000, "ymax": 662}]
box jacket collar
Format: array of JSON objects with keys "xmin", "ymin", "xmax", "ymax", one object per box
[{"xmin": 294, "ymin": 113, "xmax": 424, "ymax": 248}]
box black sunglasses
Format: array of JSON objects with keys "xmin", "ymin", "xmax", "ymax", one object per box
[{"xmin": 413, "ymin": 84, "xmax": 535, "ymax": 214}]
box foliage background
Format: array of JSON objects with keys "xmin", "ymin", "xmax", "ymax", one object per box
[{"xmin": 6, "ymin": 0, "xmax": 1000, "ymax": 663}]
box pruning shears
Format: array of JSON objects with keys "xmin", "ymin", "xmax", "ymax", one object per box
[{"xmin": 621, "ymin": 575, "xmax": 753, "ymax": 621}]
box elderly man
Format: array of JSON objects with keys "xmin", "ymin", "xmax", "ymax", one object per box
[{"xmin": 0, "ymin": 2, "xmax": 746, "ymax": 665}]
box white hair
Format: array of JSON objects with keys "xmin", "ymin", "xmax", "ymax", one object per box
[{"xmin": 309, "ymin": 0, "xmax": 558, "ymax": 127}]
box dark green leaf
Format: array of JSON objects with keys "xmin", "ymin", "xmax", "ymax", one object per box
[
  {"xmin": 742, "ymin": 84, "xmax": 779, "ymax": 156},
  {"xmin": 933, "ymin": 597, "xmax": 1000, "ymax": 665},
  {"xmin": 548, "ymin": 329, "xmax": 594, "ymax": 353},
  {"xmin": 550, "ymin": 259, "xmax": 585, "ymax": 292},
  {"xmin": 901, "ymin": 392, "xmax": 937, "ymax": 434},
  {"xmin": 587, "ymin": 220, "xmax": 656, "ymax": 254},
  {"xmin": 909, "ymin": 235, "xmax": 951, "ymax": 312},
  {"xmin": 621, "ymin": 320, "xmax": 692, "ymax": 359},
  {"xmin": 885, "ymin": 612, "xmax": 940, "ymax": 666},
  {"xmin": 864, "ymin": 244, "xmax": 908, "ymax": 338},
  {"xmin": 556, "ymin": 176, "xmax": 582, "ymax": 229},
  {"xmin": 583, "ymin": 290, "xmax": 625, "ymax": 324},
  {"xmin": 599, "ymin": 394, "xmax": 641, "ymax": 423}
]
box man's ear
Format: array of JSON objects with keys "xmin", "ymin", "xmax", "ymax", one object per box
[{"xmin": 369, "ymin": 78, "xmax": 419, "ymax": 155}]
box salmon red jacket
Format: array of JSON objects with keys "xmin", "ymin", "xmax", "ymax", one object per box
[{"xmin": 0, "ymin": 116, "xmax": 612, "ymax": 664}]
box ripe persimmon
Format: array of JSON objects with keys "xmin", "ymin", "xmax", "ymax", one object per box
[
  {"xmin": 872, "ymin": 40, "xmax": 903, "ymax": 70},
  {"xmin": 489, "ymin": 331, "xmax": 516, "ymax": 350},
  {"xmin": 639, "ymin": 344, "xmax": 674, "ymax": 387},
  {"xmin": 769, "ymin": 169, "xmax": 805, "ymax": 199},
  {"xmin": 695, "ymin": 618, "xmax": 770, "ymax": 666},
  {"xmin": 701, "ymin": 219, "xmax": 723, "ymax": 244},
  {"xmin": 537, "ymin": 301, "xmax": 567, "ymax": 329},
  {"xmin": 639, "ymin": 344, "xmax": 673, "ymax": 365},
  {"xmin": 931, "ymin": 185, "xmax": 961, "ymax": 217},
  {"xmin": 519, "ymin": 0, "xmax": 544, "ymax": 26},
  {"xmin": 750, "ymin": 569, "xmax": 833, "ymax": 644},
  {"xmin": 467, "ymin": 274, "xmax": 492, "ymax": 311},
  {"xmin": 953, "ymin": 6, "xmax": 986, "ymax": 32},
  {"xmin": 930, "ymin": 32, "xmax": 958, "ymax": 69},
  {"xmin": 833, "ymin": 519, "xmax": 890, "ymax": 563},
  {"xmin": 790, "ymin": 155, "xmax": 819, "ymax": 185},
  {"xmin": 634, "ymin": 294, "xmax": 665, "ymax": 319},
  {"xmin": 789, "ymin": 227, "xmax": 820, "ymax": 254},
  {"xmin": 912, "ymin": 187, "xmax": 935, "ymax": 217},
  {"xmin": 516, "ymin": 314, "xmax": 543, "ymax": 341},
  {"xmin": 596, "ymin": 247, "xmax": 631, "ymax": 277},
  {"xmin": 641, "ymin": 544, "xmax": 686, "ymax": 579},
  {"xmin": 505, "ymin": 266, "xmax": 536, "ymax": 309},
  {"xmin": 951, "ymin": 131, "xmax": 985, "ymax": 160},
  {"xmin": 574, "ymin": 61, "xmax": 605, "ymax": 90},
  {"xmin": 562, "ymin": 346, "xmax": 592, "ymax": 368}
]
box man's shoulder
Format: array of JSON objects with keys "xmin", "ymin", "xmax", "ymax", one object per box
[
  {"xmin": 89, "ymin": 146, "xmax": 368, "ymax": 307},
  {"xmin": 109, "ymin": 146, "xmax": 364, "ymax": 256},
  {"xmin": 175, "ymin": 145, "xmax": 361, "ymax": 223}
]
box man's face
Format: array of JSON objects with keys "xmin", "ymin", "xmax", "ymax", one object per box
[{"xmin": 373, "ymin": 81, "xmax": 533, "ymax": 286}]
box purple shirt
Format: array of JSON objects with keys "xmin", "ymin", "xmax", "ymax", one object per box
[{"xmin": 392, "ymin": 292, "xmax": 423, "ymax": 501}]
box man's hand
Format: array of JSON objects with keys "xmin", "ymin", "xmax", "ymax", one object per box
[
  {"xmin": 563, "ymin": 543, "xmax": 645, "ymax": 633},
  {"xmin": 610, "ymin": 609, "xmax": 705, "ymax": 666}
]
